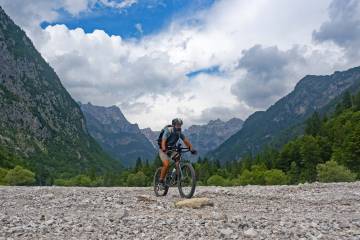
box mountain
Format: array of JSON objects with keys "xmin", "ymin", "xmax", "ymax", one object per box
[
  {"xmin": 141, "ymin": 118, "xmax": 243, "ymax": 156},
  {"xmin": 140, "ymin": 127, "xmax": 160, "ymax": 148},
  {"xmin": 81, "ymin": 103, "xmax": 156, "ymax": 166},
  {"xmin": 0, "ymin": 6, "xmax": 120, "ymax": 183},
  {"xmin": 209, "ymin": 67, "xmax": 360, "ymax": 163},
  {"xmin": 184, "ymin": 118, "xmax": 243, "ymax": 156}
]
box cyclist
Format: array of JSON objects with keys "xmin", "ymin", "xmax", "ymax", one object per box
[{"xmin": 158, "ymin": 118, "xmax": 197, "ymax": 188}]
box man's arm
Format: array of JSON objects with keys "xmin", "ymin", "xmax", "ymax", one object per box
[
  {"xmin": 161, "ymin": 128, "xmax": 169, "ymax": 152},
  {"xmin": 183, "ymin": 137, "xmax": 193, "ymax": 150},
  {"xmin": 161, "ymin": 139, "xmax": 167, "ymax": 152}
]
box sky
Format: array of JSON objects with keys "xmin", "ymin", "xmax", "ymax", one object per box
[{"xmin": 1, "ymin": 0, "xmax": 360, "ymax": 130}]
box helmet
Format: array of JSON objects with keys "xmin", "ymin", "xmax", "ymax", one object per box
[{"xmin": 172, "ymin": 118, "xmax": 183, "ymax": 126}]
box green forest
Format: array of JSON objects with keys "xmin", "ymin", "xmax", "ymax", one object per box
[{"xmin": 1, "ymin": 90, "xmax": 359, "ymax": 187}]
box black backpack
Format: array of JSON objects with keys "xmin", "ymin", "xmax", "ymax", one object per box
[{"xmin": 157, "ymin": 125, "xmax": 172, "ymax": 147}]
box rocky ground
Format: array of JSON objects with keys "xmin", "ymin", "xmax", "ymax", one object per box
[{"xmin": 1, "ymin": 182, "xmax": 360, "ymax": 240}]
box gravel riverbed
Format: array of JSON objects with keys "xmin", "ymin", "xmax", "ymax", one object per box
[{"xmin": 1, "ymin": 182, "xmax": 360, "ymax": 239}]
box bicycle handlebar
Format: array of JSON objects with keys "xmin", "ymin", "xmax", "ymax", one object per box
[{"xmin": 166, "ymin": 144, "xmax": 191, "ymax": 153}]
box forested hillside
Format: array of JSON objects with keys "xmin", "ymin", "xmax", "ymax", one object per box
[
  {"xmin": 81, "ymin": 103, "xmax": 156, "ymax": 167},
  {"xmin": 0, "ymin": 6, "xmax": 121, "ymax": 185},
  {"xmin": 48, "ymin": 90, "xmax": 360, "ymax": 187},
  {"xmin": 209, "ymin": 67, "xmax": 360, "ymax": 163}
]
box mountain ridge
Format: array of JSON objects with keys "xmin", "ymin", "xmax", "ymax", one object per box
[
  {"xmin": 140, "ymin": 118, "xmax": 243, "ymax": 156},
  {"xmin": 81, "ymin": 103, "xmax": 156, "ymax": 166},
  {"xmin": 0, "ymin": 6, "xmax": 120, "ymax": 183},
  {"xmin": 209, "ymin": 66, "xmax": 360, "ymax": 162}
]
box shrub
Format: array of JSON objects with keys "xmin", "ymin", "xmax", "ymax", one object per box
[
  {"xmin": 0, "ymin": 168, "xmax": 9, "ymax": 185},
  {"xmin": 317, "ymin": 160, "xmax": 356, "ymax": 182},
  {"xmin": 4, "ymin": 165, "xmax": 36, "ymax": 186},
  {"xmin": 228, "ymin": 178, "xmax": 241, "ymax": 186},
  {"xmin": 54, "ymin": 175, "xmax": 96, "ymax": 187},
  {"xmin": 239, "ymin": 165, "xmax": 267, "ymax": 185},
  {"xmin": 54, "ymin": 178, "xmax": 71, "ymax": 186},
  {"xmin": 196, "ymin": 180, "xmax": 205, "ymax": 186},
  {"xmin": 72, "ymin": 175, "xmax": 93, "ymax": 186},
  {"xmin": 264, "ymin": 169, "xmax": 289, "ymax": 185},
  {"xmin": 127, "ymin": 171, "xmax": 147, "ymax": 186},
  {"xmin": 207, "ymin": 175, "xmax": 227, "ymax": 186}
]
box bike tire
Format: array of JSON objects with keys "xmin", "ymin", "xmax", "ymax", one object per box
[
  {"xmin": 153, "ymin": 167, "xmax": 168, "ymax": 197},
  {"xmin": 177, "ymin": 163, "xmax": 196, "ymax": 198}
]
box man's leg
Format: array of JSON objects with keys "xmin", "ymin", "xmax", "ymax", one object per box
[{"xmin": 159, "ymin": 150, "xmax": 170, "ymax": 183}]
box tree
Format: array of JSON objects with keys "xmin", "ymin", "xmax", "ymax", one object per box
[
  {"xmin": 4, "ymin": 166, "xmax": 36, "ymax": 186},
  {"xmin": 0, "ymin": 168, "xmax": 8, "ymax": 185},
  {"xmin": 127, "ymin": 171, "xmax": 147, "ymax": 186},
  {"xmin": 264, "ymin": 169, "xmax": 289, "ymax": 185},
  {"xmin": 353, "ymin": 91, "xmax": 360, "ymax": 111},
  {"xmin": 135, "ymin": 158, "xmax": 143, "ymax": 172},
  {"xmin": 287, "ymin": 161, "xmax": 300, "ymax": 184},
  {"xmin": 335, "ymin": 91, "xmax": 353, "ymax": 115},
  {"xmin": 54, "ymin": 175, "xmax": 95, "ymax": 187},
  {"xmin": 299, "ymin": 136, "xmax": 323, "ymax": 182},
  {"xmin": 238, "ymin": 165, "xmax": 267, "ymax": 185},
  {"xmin": 342, "ymin": 91, "xmax": 353, "ymax": 109},
  {"xmin": 276, "ymin": 141, "xmax": 301, "ymax": 172},
  {"xmin": 317, "ymin": 160, "xmax": 356, "ymax": 182},
  {"xmin": 333, "ymin": 123, "xmax": 360, "ymax": 172},
  {"xmin": 207, "ymin": 175, "xmax": 227, "ymax": 186},
  {"xmin": 305, "ymin": 111, "xmax": 322, "ymax": 136}
]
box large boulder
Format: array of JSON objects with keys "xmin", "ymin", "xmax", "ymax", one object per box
[{"xmin": 175, "ymin": 197, "xmax": 214, "ymax": 209}]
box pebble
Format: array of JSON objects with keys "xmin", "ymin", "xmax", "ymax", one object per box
[
  {"xmin": 244, "ymin": 228, "xmax": 258, "ymax": 237},
  {"xmin": 0, "ymin": 182, "xmax": 359, "ymax": 239},
  {"xmin": 220, "ymin": 228, "xmax": 233, "ymax": 236}
]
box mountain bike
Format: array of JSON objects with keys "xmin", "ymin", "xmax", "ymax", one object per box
[{"xmin": 153, "ymin": 143, "xmax": 196, "ymax": 198}]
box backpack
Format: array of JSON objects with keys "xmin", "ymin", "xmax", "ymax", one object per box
[{"xmin": 157, "ymin": 125, "xmax": 172, "ymax": 147}]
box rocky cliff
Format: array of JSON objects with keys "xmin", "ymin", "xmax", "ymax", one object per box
[
  {"xmin": 0, "ymin": 6, "xmax": 120, "ymax": 183},
  {"xmin": 81, "ymin": 103, "xmax": 156, "ymax": 166},
  {"xmin": 140, "ymin": 118, "xmax": 243, "ymax": 157},
  {"xmin": 209, "ymin": 67, "xmax": 360, "ymax": 162},
  {"xmin": 184, "ymin": 118, "xmax": 243, "ymax": 156}
]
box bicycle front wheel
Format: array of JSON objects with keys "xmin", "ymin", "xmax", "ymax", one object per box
[
  {"xmin": 153, "ymin": 167, "xmax": 168, "ymax": 197},
  {"xmin": 177, "ymin": 163, "xmax": 196, "ymax": 198}
]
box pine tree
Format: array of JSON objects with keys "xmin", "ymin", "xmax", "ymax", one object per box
[
  {"xmin": 353, "ymin": 91, "xmax": 360, "ymax": 111},
  {"xmin": 288, "ymin": 161, "xmax": 300, "ymax": 184},
  {"xmin": 299, "ymin": 136, "xmax": 323, "ymax": 182},
  {"xmin": 342, "ymin": 91, "xmax": 353, "ymax": 109},
  {"xmin": 305, "ymin": 111, "xmax": 322, "ymax": 136},
  {"xmin": 135, "ymin": 157, "xmax": 143, "ymax": 172}
]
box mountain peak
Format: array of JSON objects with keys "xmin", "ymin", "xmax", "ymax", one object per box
[
  {"xmin": 209, "ymin": 66, "xmax": 360, "ymax": 162},
  {"xmin": 80, "ymin": 103, "xmax": 156, "ymax": 166},
  {"xmin": 0, "ymin": 7, "xmax": 120, "ymax": 181},
  {"xmin": 184, "ymin": 117, "xmax": 244, "ymax": 156}
]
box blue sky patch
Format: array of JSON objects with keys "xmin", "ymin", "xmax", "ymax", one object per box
[
  {"xmin": 186, "ymin": 65, "xmax": 221, "ymax": 78},
  {"xmin": 41, "ymin": 0, "xmax": 215, "ymax": 39}
]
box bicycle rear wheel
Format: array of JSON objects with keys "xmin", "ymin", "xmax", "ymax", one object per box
[
  {"xmin": 177, "ymin": 163, "xmax": 196, "ymax": 198},
  {"xmin": 153, "ymin": 167, "xmax": 169, "ymax": 197}
]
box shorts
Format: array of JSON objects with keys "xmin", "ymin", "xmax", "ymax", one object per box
[{"xmin": 159, "ymin": 149, "xmax": 177, "ymax": 162}]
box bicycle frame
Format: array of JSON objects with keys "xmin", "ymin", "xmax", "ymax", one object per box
[
  {"xmin": 165, "ymin": 144, "xmax": 190, "ymax": 186},
  {"xmin": 154, "ymin": 143, "xmax": 196, "ymax": 198}
]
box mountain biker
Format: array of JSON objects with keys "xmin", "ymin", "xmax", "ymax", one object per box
[{"xmin": 158, "ymin": 118, "xmax": 197, "ymax": 188}]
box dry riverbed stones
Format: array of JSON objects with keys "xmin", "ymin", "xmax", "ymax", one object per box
[{"xmin": 1, "ymin": 182, "xmax": 360, "ymax": 239}]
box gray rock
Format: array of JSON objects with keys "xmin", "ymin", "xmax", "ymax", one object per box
[
  {"xmin": 219, "ymin": 228, "xmax": 233, "ymax": 236},
  {"xmin": 1, "ymin": 182, "xmax": 360, "ymax": 239},
  {"xmin": 244, "ymin": 228, "xmax": 258, "ymax": 237}
]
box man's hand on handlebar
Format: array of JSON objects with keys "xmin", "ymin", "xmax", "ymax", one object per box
[{"xmin": 190, "ymin": 148, "xmax": 197, "ymax": 155}]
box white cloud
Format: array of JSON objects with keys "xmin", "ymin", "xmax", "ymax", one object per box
[
  {"xmin": 99, "ymin": 0, "xmax": 137, "ymax": 10},
  {"xmin": 0, "ymin": 0, "xmax": 357, "ymax": 130},
  {"xmin": 313, "ymin": 0, "xmax": 360, "ymax": 61},
  {"xmin": 135, "ymin": 23, "xmax": 143, "ymax": 34}
]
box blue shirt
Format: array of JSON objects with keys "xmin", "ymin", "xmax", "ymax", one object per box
[{"xmin": 162, "ymin": 126, "xmax": 185, "ymax": 147}]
